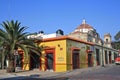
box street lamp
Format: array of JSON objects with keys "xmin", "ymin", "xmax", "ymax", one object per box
[{"xmin": 101, "ymin": 41, "xmax": 105, "ymax": 67}]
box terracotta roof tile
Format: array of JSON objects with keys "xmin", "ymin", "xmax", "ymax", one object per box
[{"xmin": 76, "ymin": 24, "xmax": 93, "ymax": 29}]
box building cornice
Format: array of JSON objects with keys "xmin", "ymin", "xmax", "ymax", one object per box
[{"xmin": 39, "ymin": 36, "xmax": 94, "ymax": 45}]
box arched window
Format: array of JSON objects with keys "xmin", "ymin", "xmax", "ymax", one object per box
[{"xmin": 106, "ymin": 38, "xmax": 108, "ymax": 43}]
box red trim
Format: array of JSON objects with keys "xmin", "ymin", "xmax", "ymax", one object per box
[
  {"xmin": 86, "ymin": 50, "xmax": 93, "ymax": 53},
  {"xmin": 71, "ymin": 47, "xmax": 80, "ymax": 51}
]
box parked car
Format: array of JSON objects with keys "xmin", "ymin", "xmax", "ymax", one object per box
[{"xmin": 115, "ymin": 57, "xmax": 120, "ymax": 65}]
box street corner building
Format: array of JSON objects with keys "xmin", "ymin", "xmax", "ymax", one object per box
[
  {"xmin": 0, "ymin": 20, "xmax": 119, "ymax": 72},
  {"xmin": 39, "ymin": 36, "xmax": 95, "ymax": 72}
]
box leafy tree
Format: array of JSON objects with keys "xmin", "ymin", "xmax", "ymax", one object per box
[
  {"xmin": 114, "ymin": 31, "xmax": 120, "ymax": 41},
  {"xmin": 0, "ymin": 20, "xmax": 42, "ymax": 72},
  {"xmin": 113, "ymin": 31, "xmax": 120, "ymax": 50},
  {"xmin": 112, "ymin": 41, "xmax": 120, "ymax": 50}
]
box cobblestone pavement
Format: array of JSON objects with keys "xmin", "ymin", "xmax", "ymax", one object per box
[
  {"xmin": 61, "ymin": 64, "xmax": 120, "ymax": 80},
  {"xmin": 0, "ymin": 64, "xmax": 116, "ymax": 80}
]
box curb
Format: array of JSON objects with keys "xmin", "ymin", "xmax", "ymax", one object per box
[{"xmin": 0, "ymin": 64, "xmax": 115, "ymax": 79}]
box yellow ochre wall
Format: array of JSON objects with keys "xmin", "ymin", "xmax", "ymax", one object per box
[
  {"xmin": 17, "ymin": 49, "xmax": 30, "ymax": 70},
  {"xmin": 40, "ymin": 38, "xmax": 92, "ymax": 72},
  {"xmin": 40, "ymin": 39, "xmax": 67, "ymax": 72},
  {"xmin": 22, "ymin": 38, "xmax": 92, "ymax": 72},
  {"xmin": 22, "ymin": 54, "xmax": 30, "ymax": 70}
]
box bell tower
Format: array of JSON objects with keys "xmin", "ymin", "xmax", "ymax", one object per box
[{"xmin": 104, "ymin": 33, "xmax": 112, "ymax": 48}]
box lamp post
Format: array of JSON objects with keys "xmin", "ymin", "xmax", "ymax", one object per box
[{"xmin": 101, "ymin": 41, "xmax": 105, "ymax": 67}]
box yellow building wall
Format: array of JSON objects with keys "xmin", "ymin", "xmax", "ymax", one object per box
[
  {"xmin": 40, "ymin": 40, "xmax": 67, "ymax": 72},
  {"xmin": 17, "ymin": 49, "xmax": 30, "ymax": 70},
  {"xmin": 22, "ymin": 54, "xmax": 30, "ymax": 70},
  {"xmin": 40, "ymin": 39, "xmax": 93, "ymax": 72}
]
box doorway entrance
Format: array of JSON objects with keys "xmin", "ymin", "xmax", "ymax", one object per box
[
  {"xmin": 16, "ymin": 53, "xmax": 23, "ymax": 68},
  {"xmin": 30, "ymin": 53, "xmax": 40, "ymax": 70},
  {"xmin": 45, "ymin": 49, "xmax": 55, "ymax": 71},
  {"xmin": 109, "ymin": 51, "xmax": 112, "ymax": 64},
  {"xmin": 72, "ymin": 50, "xmax": 79, "ymax": 69},
  {"xmin": 88, "ymin": 54, "xmax": 92, "ymax": 67},
  {"xmin": 96, "ymin": 49, "xmax": 100, "ymax": 65},
  {"xmin": 105, "ymin": 51, "xmax": 108, "ymax": 64},
  {"xmin": 46, "ymin": 53, "xmax": 53, "ymax": 70}
]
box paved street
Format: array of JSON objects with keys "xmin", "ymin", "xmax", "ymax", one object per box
[
  {"xmin": 0, "ymin": 64, "xmax": 120, "ymax": 80},
  {"xmin": 66, "ymin": 65, "xmax": 120, "ymax": 80}
]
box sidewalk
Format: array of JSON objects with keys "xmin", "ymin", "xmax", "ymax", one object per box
[{"xmin": 0, "ymin": 64, "xmax": 115, "ymax": 79}]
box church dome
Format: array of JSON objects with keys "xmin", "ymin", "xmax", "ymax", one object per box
[
  {"xmin": 76, "ymin": 19, "xmax": 93, "ymax": 29},
  {"xmin": 71, "ymin": 19, "xmax": 94, "ymax": 34}
]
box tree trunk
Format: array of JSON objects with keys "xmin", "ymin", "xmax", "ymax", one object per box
[
  {"xmin": 6, "ymin": 54, "xmax": 15, "ymax": 73},
  {"xmin": 2, "ymin": 52, "xmax": 5, "ymax": 69},
  {"xmin": 1, "ymin": 49, "xmax": 5, "ymax": 69},
  {"xmin": 6, "ymin": 59, "xmax": 15, "ymax": 73}
]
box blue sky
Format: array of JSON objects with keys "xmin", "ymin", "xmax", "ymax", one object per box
[{"xmin": 0, "ymin": 0, "xmax": 120, "ymax": 40}]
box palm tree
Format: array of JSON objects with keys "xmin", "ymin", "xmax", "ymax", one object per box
[
  {"xmin": 114, "ymin": 31, "xmax": 120, "ymax": 41},
  {"xmin": 0, "ymin": 20, "xmax": 42, "ymax": 72},
  {"xmin": 113, "ymin": 31, "xmax": 120, "ymax": 50}
]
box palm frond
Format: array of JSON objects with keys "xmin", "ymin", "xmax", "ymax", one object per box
[{"xmin": 0, "ymin": 20, "xmax": 43, "ymax": 59}]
